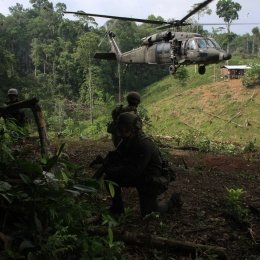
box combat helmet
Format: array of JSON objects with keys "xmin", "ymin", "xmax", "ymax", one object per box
[
  {"xmin": 7, "ymin": 88, "xmax": 18, "ymax": 96},
  {"xmin": 126, "ymin": 91, "xmax": 141, "ymax": 106},
  {"xmin": 116, "ymin": 112, "xmax": 142, "ymax": 133}
]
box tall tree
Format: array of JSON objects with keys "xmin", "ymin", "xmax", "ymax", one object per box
[
  {"xmin": 75, "ymin": 32, "xmax": 103, "ymax": 121},
  {"xmin": 216, "ymin": 0, "xmax": 241, "ymax": 54},
  {"xmin": 216, "ymin": 0, "xmax": 241, "ymax": 34},
  {"xmin": 252, "ymin": 27, "xmax": 260, "ymax": 56}
]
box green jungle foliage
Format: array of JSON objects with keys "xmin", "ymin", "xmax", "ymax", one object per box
[
  {"xmin": 225, "ymin": 188, "xmax": 249, "ymax": 223},
  {"xmin": 242, "ymin": 64, "xmax": 260, "ymax": 87},
  {"xmin": 0, "ymin": 2, "xmax": 168, "ymax": 105},
  {"xmin": 0, "ymin": 120, "xmax": 124, "ymax": 259}
]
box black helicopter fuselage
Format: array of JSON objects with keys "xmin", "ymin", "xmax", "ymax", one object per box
[
  {"xmin": 94, "ymin": 30, "xmax": 231, "ymax": 75},
  {"xmin": 120, "ymin": 32, "xmax": 231, "ymax": 66}
]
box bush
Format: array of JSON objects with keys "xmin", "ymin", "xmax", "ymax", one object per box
[
  {"xmin": 242, "ymin": 64, "xmax": 260, "ymax": 88},
  {"xmin": 243, "ymin": 140, "xmax": 257, "ymax": 153},
  {"xmin": 0, "ymin": 120, "xmax": 123, "ymax": 259},
  {"xmin": 225, "ymin": 188, "xmax": 249, "ymax": 223},
  {"xmin": 175, "ymin": 130, "xmax": 210, "ymax": 152},
  {"xmin": 174, "ymin": 67, "xmax": 189, "ymax": 87}
]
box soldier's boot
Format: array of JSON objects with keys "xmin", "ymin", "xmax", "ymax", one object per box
[
  {"xmin": 168, "ymin": 192, "xmax": 183, "ymax": 210},
  {"xmin": 138, "ymin": 194, "xmax": 158, "ymax": 217},
  {"xmin": 157, "ymin": 192, "xmax": 183, "ymax": 213}
]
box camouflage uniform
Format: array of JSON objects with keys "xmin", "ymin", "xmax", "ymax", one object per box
[
  {"xmin": 104, "ymin": 112, "xmax": 178, "ymax": 217},
  {"xmin": 108, "ymin": 92, "xmax": 141, "ymax": 147}
]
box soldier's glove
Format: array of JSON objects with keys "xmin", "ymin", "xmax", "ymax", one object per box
[{"xmin": 105, "ymin": 151, "xmax": 122, "ymax": 165}]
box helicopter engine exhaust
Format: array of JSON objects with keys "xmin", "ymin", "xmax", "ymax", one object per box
[{"xmin": 143, "ymin": 31, "xmax": 173, "ymax": 45}]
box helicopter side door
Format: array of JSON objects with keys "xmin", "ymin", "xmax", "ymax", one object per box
[
  {"xmin": 185, "ymin": 39, "xmax": 199, "ymax": 63},
  {"xmin": 155, "ymin": 42, "xmax": 171, "ymax": 64}
]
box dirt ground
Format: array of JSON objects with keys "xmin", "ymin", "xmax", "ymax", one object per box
[{"xmin": 64, "ymin": 137, "xmax": 260, "ymax": 260}]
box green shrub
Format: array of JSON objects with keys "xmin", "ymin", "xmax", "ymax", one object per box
[
  {"xmin": 226, "ymin": 188, "xmax": 249, "ymax": 223},
  {"xmin": 243, "ymin": 140, "xmax": 257, "ymax": 153},
  {"xmin": 174, "ymin": 66, "xmax": 189, "ymax": 86},
  {"xmin": 0, "ymin": 120, "xmax": 123, "ymax": 259},
  {"xmin": 242, "ymin": 64, "xmax": 260, "ymax": 88}
]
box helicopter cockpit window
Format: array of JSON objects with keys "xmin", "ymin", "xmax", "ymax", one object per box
[
  {"xmin": 207, "ymin": 38, "xmax": 221, "ymax": 49},
  {"xmin": 196, "ymin": 38, "xmax": 207, "ymax": 49},
  {"xmin": 205, "ymin": 38, "xmax": 215, "ymax": 48},
  {"xmin": 188, "ymin": 39, "xmax": 197, "ymax": 50}
]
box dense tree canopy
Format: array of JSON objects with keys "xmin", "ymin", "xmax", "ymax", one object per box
[{"xmin": 0, "ymin": 0, "xmax": 170, "ymax": 104}]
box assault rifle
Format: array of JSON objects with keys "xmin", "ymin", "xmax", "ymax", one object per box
[{"xmin": 91, "ymin": 150, "xmax": 122, "ymax": 179}]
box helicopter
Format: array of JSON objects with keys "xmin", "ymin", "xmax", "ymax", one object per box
[{"xmin": 65, "ymin": 0, "xmax": 232, "ymax": 75}]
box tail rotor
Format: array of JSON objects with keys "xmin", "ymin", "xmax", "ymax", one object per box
[{"xmin": 98, "ymin": 19, "xmax": 117, "ymax": 48}]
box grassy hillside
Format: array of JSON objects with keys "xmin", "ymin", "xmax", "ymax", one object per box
[{"xmin": 142, "ymin": 64, "xmax": 260, "ymax": 148}]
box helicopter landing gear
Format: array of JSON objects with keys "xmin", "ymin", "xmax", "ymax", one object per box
[
  {"xmin": 198, "ymin": 65, "xmax": 206, "ymax": 75},
  {"xmin": 169, "ymin": 65, "xmax": 177, "ymax": 75}
]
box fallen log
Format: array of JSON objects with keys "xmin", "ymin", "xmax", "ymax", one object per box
[
  {"xmin": 214, "ymin": 111, "xmax": 242, "ymax": 135},
  {"xmin": 88, "ymin": 226, "xmax": 227, "ymax": 259},
  {"xmin": 154, "ymin": 135, "xmax": 175, "ymax": 140},
  {"xmin": 198, "ymin": 109, "xmax": 244, "ymax": 128},
  {"xmin": 0, "ymin": 97, "xmax": 38, "ymax": 113}
]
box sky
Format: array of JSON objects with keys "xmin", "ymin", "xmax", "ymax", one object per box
[{"xmin": 0, "ymin": 0, "xmax": 259, "ymax": 35}]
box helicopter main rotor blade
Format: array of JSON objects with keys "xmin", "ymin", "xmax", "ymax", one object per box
[
  {"xmin": 199, "ymin": 22, "xmax": 260, "ymax": 25},
  {"xmin": 180, "ymin": 0, "xmax": 214, "ymax": 24},
  {"xmin": 64, "ymin": 11, "xmax": 169, "ymax": 25},
  {"xmin": 156, "ymin": 0, "xmax": 214, "ymax": 30},
  {"xmin": 156, "ymin": 22, "xmax": 191, "ymax": 30},
  {"xmin": 65, "ymin": 0, "xmax": 214, "ymax": 29}
]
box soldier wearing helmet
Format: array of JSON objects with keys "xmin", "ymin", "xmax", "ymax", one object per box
[
  {"xmin": 3, "ymin": 88, "xmax": 25, "ymax": 127},
  {"xmin": 126, "ymin": 91, "xmax": 140, "ymax": 108},
  {"xmin": 103, "ymin": 112, "xmax": 181, "ymax": 217},
  {"xmin": 107, "ymin": 91, "xmax": 141, "ymax": 147}
]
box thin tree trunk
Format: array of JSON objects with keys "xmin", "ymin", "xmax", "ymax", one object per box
[
  {"xmin": 118, "ymin": 62, "xmax": 121, "ymax": 103},
  {"xmin": 31, "ymin": 104, "xmax": 49, "ymax": 156},
  {"xmin": 88, "ymin": 62, "xmax": 93, "ymax": 124}
]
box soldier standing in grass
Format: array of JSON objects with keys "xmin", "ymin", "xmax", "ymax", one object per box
[
  {"xmin": 107, "ymin": 91, "xmax": 141, "ymax": 147},
  {"xmin": 102, "ymin": 112, "xmax": 181, "ymax": 217}
]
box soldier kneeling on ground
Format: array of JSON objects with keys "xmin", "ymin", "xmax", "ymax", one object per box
[{"xmin": 95, "ymin": 112, "xmax": 182, "ymax": 217}]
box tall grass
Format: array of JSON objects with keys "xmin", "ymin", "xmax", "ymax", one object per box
[{"xmin": 142, "ymin": 62, "xmax": 260, "ymax": 148}]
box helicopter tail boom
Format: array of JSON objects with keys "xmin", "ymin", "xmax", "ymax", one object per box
[
  {"xmin": 105, "ymin": 31, "xmax": 123, "ymax": 62},
  {"xmin": 94, "ymin": 31, "xmax": 122, "ymax": 62},
  {"xmin": 94, "ymin": 52, "xmax": 117, "ymax": 60}
]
